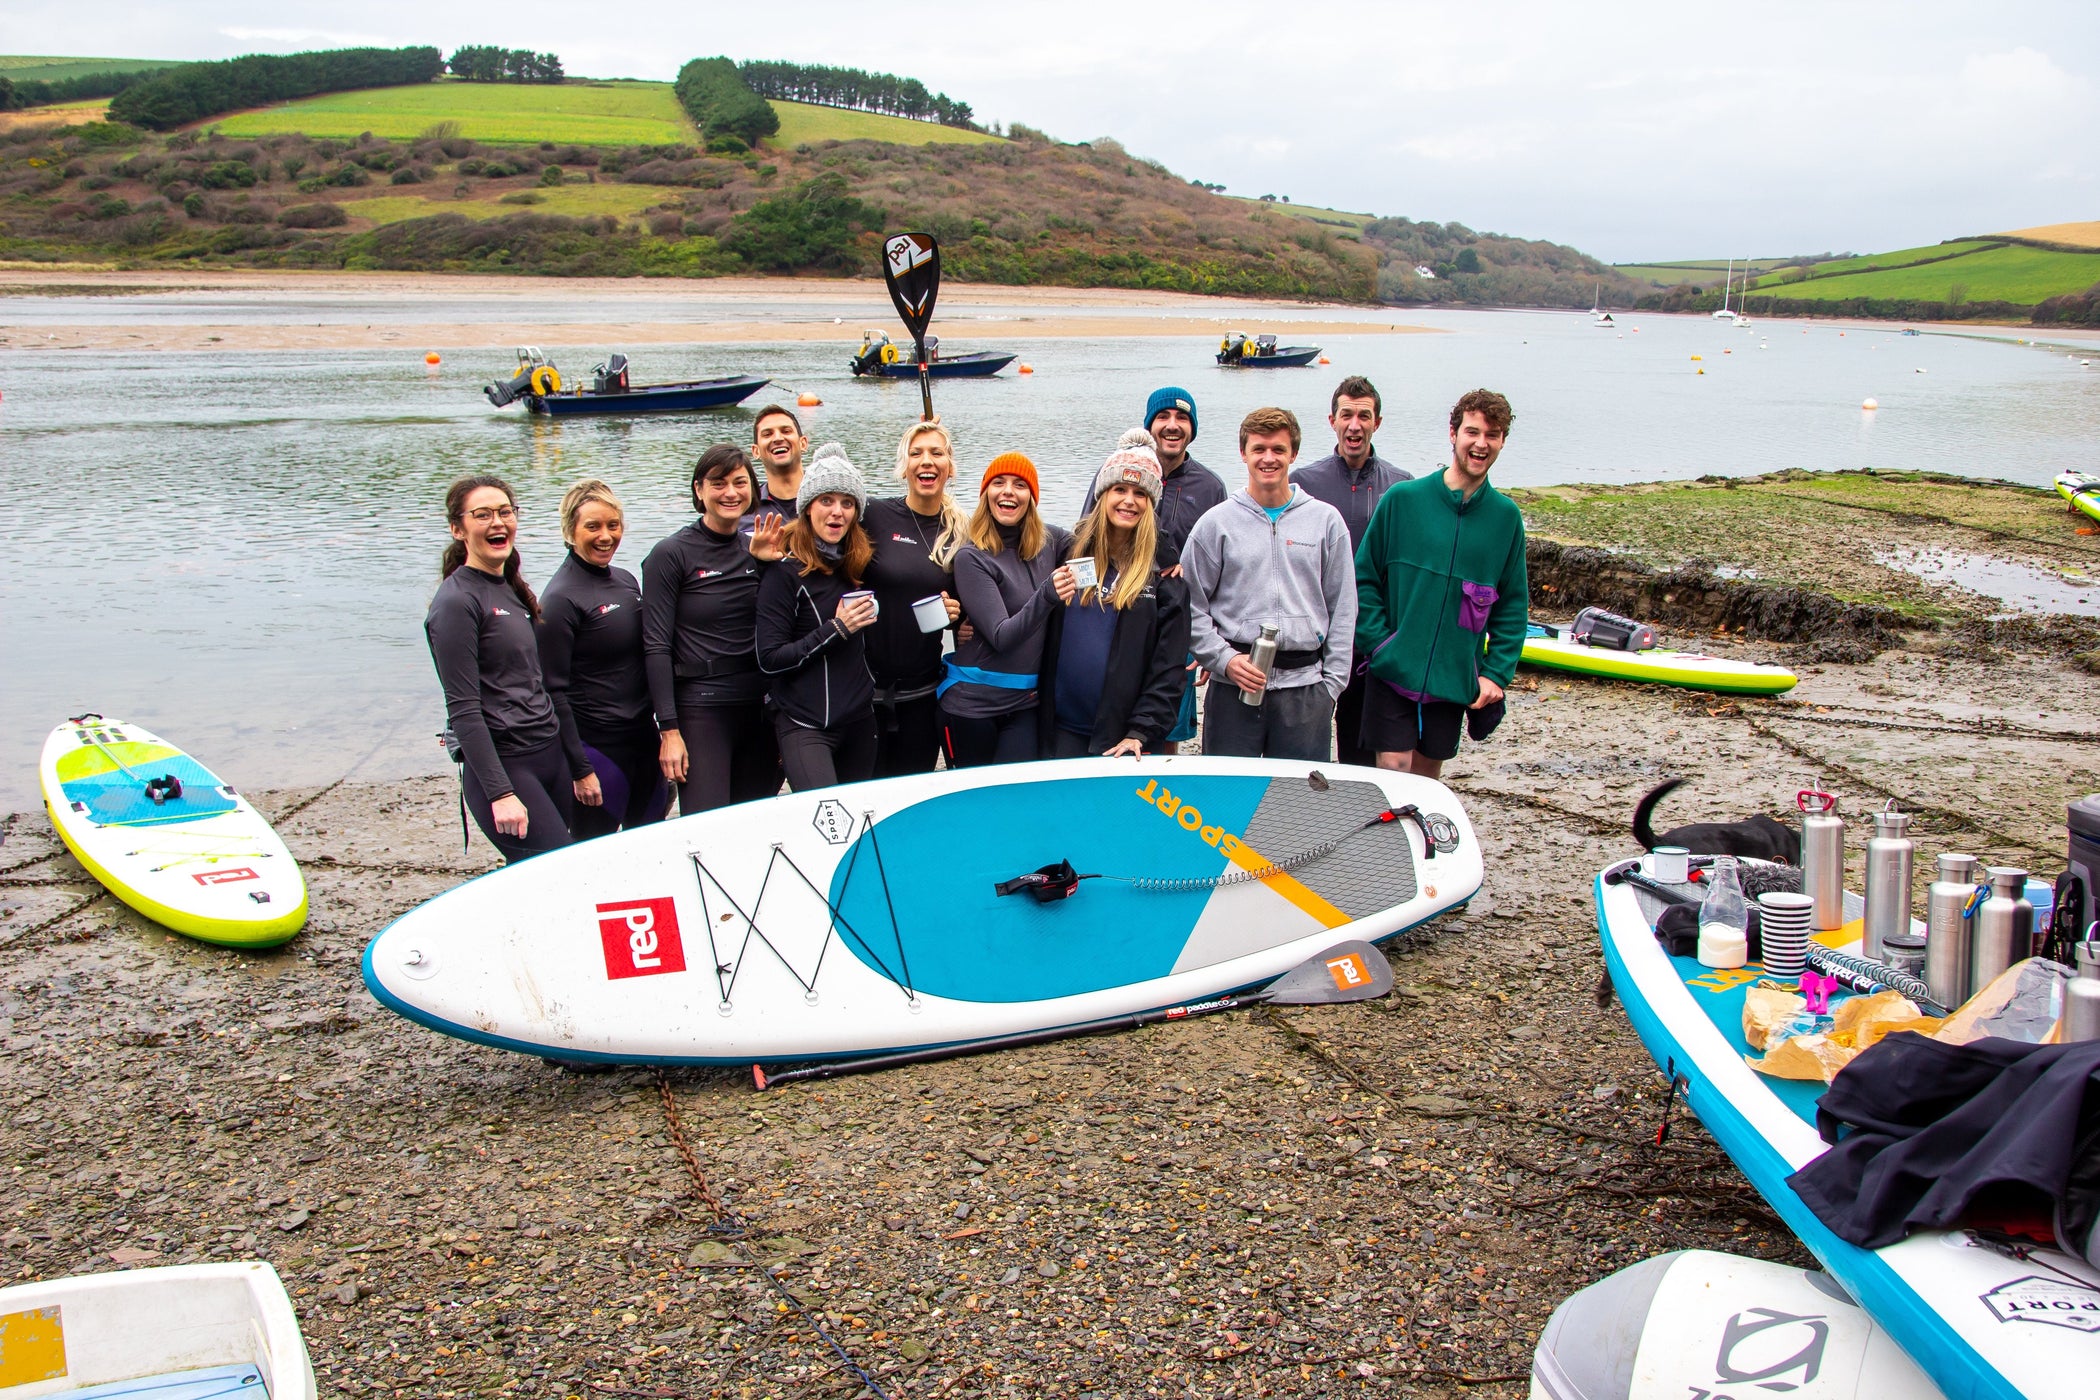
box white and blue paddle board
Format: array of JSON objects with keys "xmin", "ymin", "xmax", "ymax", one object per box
[
  {"xmin": 363, "ymin": 757, "xmax": 1480, "ymax": 1065},
  {"xmin": 1596, "ymin": 855, "xmax": 2095, "ymax": 1400}
]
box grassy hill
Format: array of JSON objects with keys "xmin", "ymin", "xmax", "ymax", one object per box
[
  {"xmin": 0, "ymin": 55, "xmax": 160, "ymax": 81},
  {"xmin": 2000, "ymin": 220, "xmax": 2100, "ymax": 250},
  {"xmin": 210, "ymin": 79, "xmax": 696, "ymax": 145},
  {"xmin": 1741, "ymin": 238, "xmax": 2100, "ymax": 308},
  {"xmin": 768, "ymin": 100, "xmax": 1000, "ymax": 147},
  {"xmin": 1614, "ymin": 257, "xmax": 1791, "ymax": 287}
]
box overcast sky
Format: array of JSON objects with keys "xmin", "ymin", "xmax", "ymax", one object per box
[{"xmin": 7, "ymin": 1, "xmax": 2092, "ymax": 261}]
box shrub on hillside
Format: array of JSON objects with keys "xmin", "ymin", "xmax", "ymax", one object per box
[
  {"xmin": 2032, "ymin": 283, "xmax": 2100, "ymax": 327},
  {"xmin": 674, "ymin": 58, "xmax": 779, "ymax": 147},
  {"xmin": 722, "ymin": 173, "xmax": 877, "ymax": 272},
  {"xmin": 280, "ymin": 202, "xmax": 349, "ymax": 228}
]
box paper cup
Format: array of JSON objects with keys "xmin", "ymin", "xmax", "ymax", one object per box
[
  {"xmin": 1650, "ymin": 846, "xmax": 1690, "ymax": 883},
  {"xmin": 912, "ymin": 594, "xmax": 949, "ymax": 634},
  {"xmin": 1067, "ymin": 556, "xmax": 1098, "ymax": 591},
  {"xmin": 842, "ymin": 589, "xmax": 878, "ymax": 619},
  {"xmin": 1757, "ymin": 892, "xmax": 1815, "ymax": 977}
]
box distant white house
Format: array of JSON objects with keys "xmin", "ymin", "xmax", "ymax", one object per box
[{"xmin": 1415, "ymin": 265, "xmax": 1437, "ymax": 279}]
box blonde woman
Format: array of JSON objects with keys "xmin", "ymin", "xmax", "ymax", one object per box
[
  {"xmin": 939, "ymin": 452, "xmax": 1071, "ymax": 766},
  {"xmin": 1036, "ymin": 430, "xmax": 1192, "ymax": 758},
  {"xmin": 857, "ymin": 419, "xmax": 965, "ymax": 775},
  {"xmin": 537, "ymin": 478, "xmax": 665, "ymax": 841}
]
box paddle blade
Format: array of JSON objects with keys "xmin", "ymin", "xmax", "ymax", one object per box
[
  {"xmin": 1264, "ymin": 940, "xmax": 1394, "ymax": 1004},
  {"xmin": 882, "ymin": 231, "xmax": 941, "ymax": 342}
]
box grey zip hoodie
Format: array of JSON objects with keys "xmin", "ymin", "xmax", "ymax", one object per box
[{"xmin": 1182, "ymin": 486, "xmax": 1356, "ymax": 698}]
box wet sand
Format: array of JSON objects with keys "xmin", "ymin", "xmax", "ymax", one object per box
[{"xmin": 7, "ymin": 626, "xmax": 2094, "ymax": 1397}]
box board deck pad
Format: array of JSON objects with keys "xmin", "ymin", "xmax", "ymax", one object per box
[{"xmin": 43, "ymin": 1362, "xmax": 267, "ymax": 1398}]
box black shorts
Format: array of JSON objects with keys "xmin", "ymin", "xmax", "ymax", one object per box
[{"xmin": 1359, "ymin": 683, "xmax": 1465, "ymax": 761}]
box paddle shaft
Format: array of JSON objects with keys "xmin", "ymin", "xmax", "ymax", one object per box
[
  {"xmin": 915, "ymin": 341, "xmax": 934, "ymax": 422},
  {"xmin": 755, "ymin": 990, "xmax": 1264, "ymax": 1089}
]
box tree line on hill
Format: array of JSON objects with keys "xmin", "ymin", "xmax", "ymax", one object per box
[
  {"xmin": 673, "ymin": 58, "xmax": 779, "ymax": 150},
  {"xmin": 445, "ymin": 48, "xmax": 564, "ymax": 83},
  {"xmin": 1357, "ymin": 215, "xmax": 1641, "ymax": 309},
  {"xmin": 0, "ymin": 65, "xmax": 174, "ymax": 111},
  {"xmin": 108, "ymin": 46, "xmax": 443, "ymax": 130},
  {"xmin": 736, "ymin": 60, "xmax": 976, "ymax": 129}
]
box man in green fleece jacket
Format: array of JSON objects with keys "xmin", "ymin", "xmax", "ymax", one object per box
[{"xmin": 1352, "ymin": 389, "xmax": 1527, "ymax": 778}]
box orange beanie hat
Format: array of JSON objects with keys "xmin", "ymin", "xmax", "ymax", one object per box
[{"xmin": 980, "ymin": 452, "xmax": 1040, "ymax": 500}]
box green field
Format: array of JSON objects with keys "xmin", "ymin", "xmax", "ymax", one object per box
[
  {"xmin": 1745, "ymin": 242, "xmax": 2100, "ymax": 303},
  {"xmin": 1230, "ymin": 197, "xmax": 1374, "ymax": 230},
  {"xmin": 210, "ymin": 79, "xmax": 698, "ymax": 144},
  {"xmin": 766, "ymin": 99, "xmax": 1003, "ymax": 147},
  {"xmin": 340, "ymin": 183, "xmax": 674, "ymax": 226},
  {"xmin": 1616, "ymin": 258, "xmax": 1791, "ymax": 285},
  {"xmin": 0, "ymin": 55, "xmax": 162, "ymax": 81}
]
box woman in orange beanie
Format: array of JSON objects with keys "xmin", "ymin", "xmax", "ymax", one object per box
[{"xmin": 938, "ymin": 452, "xmax": 1072, "ymax": 766}]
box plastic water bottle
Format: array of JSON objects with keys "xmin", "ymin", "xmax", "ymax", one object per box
[{"xmin": 1698, "ymin": 855, "xmax": 1750, "ymax": 969}]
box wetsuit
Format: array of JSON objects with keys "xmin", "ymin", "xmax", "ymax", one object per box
[
  {"xmin": 755, "ymin": 554, "xmax": 876, "ymax": 791},
  {"xmin": 425, "ymin": 565, "xmax": 571, "ymax": 862},
  {"xmin": 941, "ymin": 522, "xmax": 1069, "ymax": 766},
  {"xmin": 641, "ymin": 521, "xmax": 779, "ymax": 814},
  {"xmin": 861, "ymin": 497, "xmax": 954, "ymax": 777},
  {"xmin": 538, "ymin": 549, "xmax": 665, "ymax": 840}
]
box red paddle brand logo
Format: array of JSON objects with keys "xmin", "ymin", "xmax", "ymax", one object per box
[
  {"xmin": 193, "ymin": 867, "xmax": 258, "ymax": 886},
  {"xmin": 595, "ymin": 898, "xmax": 686, "ymax": 980}
]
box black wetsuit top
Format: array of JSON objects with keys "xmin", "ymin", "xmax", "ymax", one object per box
[
  {"xmin": 756, "ymin": 557, "xmax": 874, "ymax": 730},
  {"xmin": 640, "ymin": 521, "xmax": 766, "ymax": 724},
  {"xmin": 425, "ymin": 565, "xmax": 560, "ymax": 800},
  {"xmin": 861, "ymin": 496, "xmax": 955, "ymax": 693},
  {"xmin": 537, "ymin": 550, "xmax": 649, "ymax": 776}
]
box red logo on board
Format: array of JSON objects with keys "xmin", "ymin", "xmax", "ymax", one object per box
[
  {"xmin": 193, "ymin": 867, "xmax": 259, "ymax": 886},
  {"xmin": 596, "ymin": 898, "xmax": 686, "ymax": 980}
]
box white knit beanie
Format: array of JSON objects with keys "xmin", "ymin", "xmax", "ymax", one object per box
[
  {"xmin": 796, "ymin": 442, "xmax": 870, "ymax": 516},
  {"xmin": 1091, "ymin": 427, "xmax": 1163, "ymax": 504}
]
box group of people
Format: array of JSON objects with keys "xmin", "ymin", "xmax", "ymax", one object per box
[{"xmin": 425, "ymin": 379, "xmax": 1529, "ymax": 862}]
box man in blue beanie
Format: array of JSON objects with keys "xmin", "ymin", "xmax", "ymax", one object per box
[{"xmin": 1082, "ymin": 387, "xmax": 1226, "ymax": 750}]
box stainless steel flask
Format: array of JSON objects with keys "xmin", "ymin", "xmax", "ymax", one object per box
[
  {"xmin": 1924, "ymin": 852, "xmax": 1979, "ymax": 1010},
  {"xmin": 1798, "ymin": 787, "xmax": 1845, "ymax": 932},
  {"xmin": 1242, "ymin": 624, "xmax": 1279, "ymax": 707},
  {"xmin": 1861, "ymin": 804, "xmax": 1915, "ymax": 963},
  {"xmin": 2065, "ymin": 942, "xmax": 2100, "ymax": 1043},
  {"xmin": 1971, "ymin": 867, "xmax": 2034, "ymax": 994}
]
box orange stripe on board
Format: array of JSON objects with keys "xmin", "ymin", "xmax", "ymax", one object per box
[{"xmin": 1223, "ymin": 838, "xmax": 1352, "ymax": 930}]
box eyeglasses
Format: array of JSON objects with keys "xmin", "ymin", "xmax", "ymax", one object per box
[{"xmin": 465, "ymin": 506, "xmax": 518, "ymax": 524}]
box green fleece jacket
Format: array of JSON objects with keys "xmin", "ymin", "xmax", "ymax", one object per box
[{"xmin": 1353, "ymin": 472, "xmax": 1528, "ymax": 705}]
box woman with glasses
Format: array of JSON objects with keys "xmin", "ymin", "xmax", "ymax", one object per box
[{"xmin": 425, "ymin": 475, "xmax": 571, "ymax": 862}]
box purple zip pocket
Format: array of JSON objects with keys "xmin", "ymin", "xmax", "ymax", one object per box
[{"xmin": 1458, "ymin": 581, "xmax": 1498, "ymax": 632}]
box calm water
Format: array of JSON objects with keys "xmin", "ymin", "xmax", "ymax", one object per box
[{"xmin": 3, "ymin": 298, "xmax": 2096, "ymax": 809}]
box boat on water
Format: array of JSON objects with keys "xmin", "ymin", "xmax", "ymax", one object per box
[
  {"xmin": 1712, "ymin": 256, "xmax": 1747, "ymax": 324},
  {"xmin": 1590, "ymin": 282, "xmax": 1615, "ymax": 326},
  {"xmin": 1217, "ymin": 332, "xmax": 1322, "ymax": 367},
  {"xmin": 848, "ymin": 329, "xmax": 1015, "ymax": 379},
  {"xmin": 484, "ymin": 348, "xmax": 769, "ymax": 417}
]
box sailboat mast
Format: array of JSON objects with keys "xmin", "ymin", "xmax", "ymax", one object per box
[{"xmin": 1722, "ymin": 256, "xmax": 1732, "ymax": 313}]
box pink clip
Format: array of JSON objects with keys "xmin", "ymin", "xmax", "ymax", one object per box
[{"xmin": 1799, "ymin": 970, "xmax": 1836, "ymax": 1014}]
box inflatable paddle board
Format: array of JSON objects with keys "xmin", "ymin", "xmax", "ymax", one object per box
[
  {"xmin": 1531, "ymin": 1249, "xmax": 1943, "ymax": 1399},
  {"xmin": 364, "ymin": 756, "xmax": 1480, "ymax": 1066},
  {"xmin": 1596, "ymin": 855, "xmax": 2095, "ymax": 1400},
  {"xmin": 39, "ymin": 716, "xmax": 307, "ymax": 947},
  {"xmin": 2055, "ymin": 471, "xmax": 2100, "ymax": 524},
  {"xmin": 1522, "ymin": 625, "xmax": 1797, "ymax": 695},
  {"xmin": 0, "ymin": 1260, "xmax": 316, "ymax": 1399}
]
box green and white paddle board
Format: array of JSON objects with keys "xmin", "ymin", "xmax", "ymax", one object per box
[
  {"xmin": 2055, "ymin": 471, "xmax": 2100, "ymax": 524},
  {"xmin": 39, "ymin": 716, "xmax": 308, "ymax": 947},
  {"xmin": 1521, "ymin": 624, "xmax": 1797, "ymax": 695}
]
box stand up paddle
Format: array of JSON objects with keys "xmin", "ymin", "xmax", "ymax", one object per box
[
  {"xmin": 752, "ymin": 939, "xmax": 1395, "ymax": 1089},
  {"xmin": 881, "ymin": 230, "xmax": 941, "ymax": 422}
]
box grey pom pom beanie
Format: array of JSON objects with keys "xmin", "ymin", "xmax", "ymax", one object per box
[
  {"xmin": 1091, "ymin": 427, "xmax": 1163, "ymax": 505},
  {"xmin": 796, "ymin": 442, "xmax": 869, "ymax": 516}
]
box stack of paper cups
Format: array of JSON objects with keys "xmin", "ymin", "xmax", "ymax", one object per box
[{"xmin": 1758, "ymin": 893, "xmax": 1815, "ymax": 978}]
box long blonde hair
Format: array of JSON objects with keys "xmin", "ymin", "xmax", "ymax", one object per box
[
  {"xmin": 894, "ymin": 421, "xmax": 967, "ymax": 568},
  {"xmin": 965, "ymin": 493, "xmax": 1047, "ymax": 560},
  {"xmin": 1067, "ymin": 488, "xmax": 1158, "ymax": 610},
  {"xmin": 559, "ymin": 478, "xmax": 623, "ymax": 546}
]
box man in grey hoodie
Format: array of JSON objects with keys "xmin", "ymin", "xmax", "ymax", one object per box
[{"xmin": 1183, "ymin": 407, "xmax": 1356, "ymax": 760}]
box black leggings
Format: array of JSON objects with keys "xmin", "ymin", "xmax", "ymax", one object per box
[
  {"xmin": 574, "ymin": 722, "xmax": 670, "ymax": 841},
  {"xmin": 462, "ymin": 737, "xmax": 574, "ymax": 863},
  {"xmin": 873, "ymin": 689, "xmax": 942, "ymax": 777},
  {"xmin": 940, "ymin": 702, "xmax": 1039, "ymax": 767},
  {"xmin": 675, "ymin": 700, "xmax": 781, "ymax": 815},
  {"xmin": 776, "ymin": 713, "xmax": 878, "ymax": 792}
]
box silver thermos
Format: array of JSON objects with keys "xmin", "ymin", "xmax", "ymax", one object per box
[
  {"xmin": 1924, "ymin": 852, "xmax": 1979, "ymax": 1010},
  {"xmin": 2065, "ymin": 942, "xmax": 2100, "ymax": 1043},
  {"xmin": 1861, "ymin": 804, "xmax": 1915, "ymax": 963},
  {"xmin": 1971, "ymin": 867, "xmax": 2033, "ymax": 994},
  {"xmin": 1799, "ymin": 788, "xmax": 1845, "ymax": 932},
  {"xmin": 1242, "ymin": 624, "xmax": 1279, "ymax": 707}
]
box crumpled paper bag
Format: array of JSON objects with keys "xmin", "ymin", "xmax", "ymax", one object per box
[
  {"xmin": 1748, "ymin": 990, "xmax": 1938, "ymax": 1082},
  {"xmin": 1744, "ymin": 982, "xmax": 1807, "ymax": 1052}
]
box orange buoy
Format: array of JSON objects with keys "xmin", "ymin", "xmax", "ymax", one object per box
[
  {"xmin": 1017, "ymin": 364, "xmax": 1033, "ymax": 374},
  {"xmin": 1318, "ymin": 356, "xmax": 1330, "ymax": 365},
  {"xmin": 425, "ymin": 352, "xmax": 441, "ymax": 365},
  {"xmin": 1862, "ymin": 398, "xmax": 1878, "ymax": 410},
  {"xmin": 796, "ymin": 392, "xmax": 821, "ymax": 407}
]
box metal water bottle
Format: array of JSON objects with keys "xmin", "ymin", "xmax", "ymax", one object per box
[
  {"xmin": 2064, "ymin": 942, "xmax": 2100, "ymax": 1043},
  {"xmin": 1242, "ymin": 623, "xmax": 1279, "ymax": 707},
  {"xmin": 1971, "ymin": 867, "xmax": 2034, "ymax": 994},
  {"xmin": 1861, "ymin": 803, "xmax": 1915, "ymax": 963},
  {"xmin": 1924, "ymin": 852, "xmax": 1979, "ymax": 1010},
  {"xmin": 1798, "ymin": 787, "xmax": 1845, "ymax": 932}
]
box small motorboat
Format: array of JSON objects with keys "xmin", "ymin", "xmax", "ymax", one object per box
[
  {"xmin": 485, "ymin": 348, "xmax": 769, "ymax": 417},
  {"xmin": 849, "ymin": 329, "xmax": 1014, "ymax": 379},
  {"xmin": 1216, "ymin": 332, "xmax": 1322, "ymax": 367}
]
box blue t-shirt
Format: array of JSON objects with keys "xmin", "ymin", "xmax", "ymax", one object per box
[
  {"xmin": 1263, "ymin": 502, "xmax": 1288, "ymax": 522},
  {"xmin": 1054, "ymin": 593, "xmax": 1119, "ymax": 735}
]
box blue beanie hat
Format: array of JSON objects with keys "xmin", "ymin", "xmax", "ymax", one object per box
[{"xmin": 1144, "ymin": 386, "xmax": 1197, "ymax": 444}]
